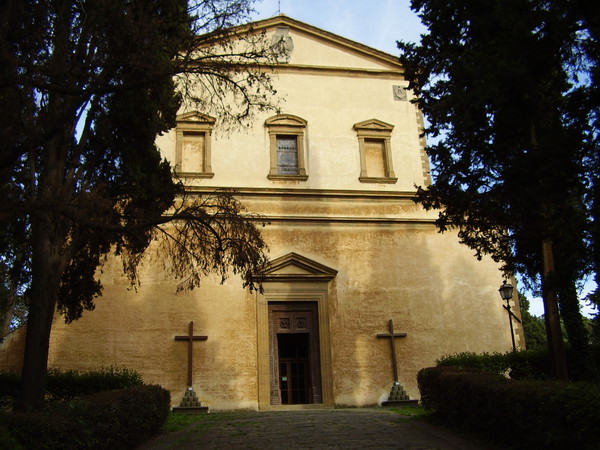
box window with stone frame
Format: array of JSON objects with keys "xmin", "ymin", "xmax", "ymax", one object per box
[
  {"xmin": 353, "ymin": 119, "xmax": 397, "ymax": 183},
  {"xmin": 276, "ymin": 135, "xmax": 299, "ymax": 175},
  {"xmin": 175, "ymin": 111, "xmax": 216, "ymax": 178},
  {"xmin": 265, "ymin": 114, "xmax": 308, "ymax": 181}
]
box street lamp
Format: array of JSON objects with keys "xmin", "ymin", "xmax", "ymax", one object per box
[{"xmin": 498, "ymin": 280, "xmax": 516, "ymax": 352}]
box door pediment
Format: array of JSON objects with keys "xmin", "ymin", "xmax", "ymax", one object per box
[{"xmin": 262, "ymin": 253, "xmax": 337, "ymax": 282}]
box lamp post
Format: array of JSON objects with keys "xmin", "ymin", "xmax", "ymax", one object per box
[{"xmin": 498, "ymin": 280, "xmax": 516, "ymax": 352}]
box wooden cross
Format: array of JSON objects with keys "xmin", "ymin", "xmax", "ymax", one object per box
[
  {"xmin": 175, "ymin": 321, "xmax": 207, "ymax": 387},
  {"xmin": 376, "ymin": 319, "xmax": 407, "ymax": 383}
]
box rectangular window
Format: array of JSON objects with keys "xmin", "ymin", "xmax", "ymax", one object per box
[
  {"xmin": 354, "ymin": 119, "xmax": 397, "ymax": 184},
  {"xmin": 266, "ymin": 114, "xmax": 307, "ymax": 181},
  {"xmin": 364, "ymin": 138, "xmax": 386, "ymax": 178},
  {"xmin": 277, "ymin": 135, "xmax": 299, "ymax": 175},
  {"xmin": 181, "ymin": 132, "xmax": 205, "ymax": 173},
  {"xmin": 175, "ymin": 112, "xmax": 215, "ymax": 178}
]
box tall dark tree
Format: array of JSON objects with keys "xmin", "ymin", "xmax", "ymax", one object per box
[
  {"xmin": 398, "ymin": 0, "xmax": 598, "ymax": 380},
  {"xmin": 0, "ymin": 0, "xmax": 277, "ymax": 410},
  {"xmin": 575, "ymin": 2, "xmax": 600, "ymax": 328}
]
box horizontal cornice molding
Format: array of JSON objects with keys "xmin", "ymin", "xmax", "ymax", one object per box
[
  {"xmin": 270, "ymin": 64, "xmax": 404, "ymax": 78},
  {"xmin": 248, "ymin": 215, "xmax": 436, "ymax": 225},
  {"xmin": 181, "ymin": 187, "xmax": 436, "ymax": 224},
  {"xmin": 184, "ymin": 186, "xmax": 420, "ymax": 200}
]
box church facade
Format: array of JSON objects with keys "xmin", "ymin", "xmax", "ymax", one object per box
[{"xmin": 0, "ymin": 16, "xmax": 523, "ymax": 410}]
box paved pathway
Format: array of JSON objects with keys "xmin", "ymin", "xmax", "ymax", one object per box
[{"xmin": 140, "ymin": 408, "xmax": 499, "ymax": 449}]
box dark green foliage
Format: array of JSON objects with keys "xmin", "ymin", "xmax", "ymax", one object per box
[
  {"xmin": 0, "ymin": 231, "xmax": 28, "ymax": 339},
  {"xmin": 0, "ymin": 425, "xmax": 22, "ymax": 450},
  {"xmin": 1, "ymin": 0, "xmax": 274, "ymax": 410},
  {"xmin": 0, "ymin": 372, "xmax": 19, "ymax": 411},
  {"xmin": 45, "ymin": 367, "xmax": 143, "ymax": 404},
  {"xmin": 1, "ymin": 384, "xmax": 170, "ymax": 449},
  {"xmin": 522, "ymin": 315, "xmax": 549, "ymax": 351},
  {"xmin": 418, "ymin": 366, "xmax": 600, "ymax": 449},
  {"xmin": 436, "ymin": 350, "xmax": 553, "ymax": 380},
  {"xmin": 519, "ymin": 293, "xmax": 548, "ymax": 351},
  {"xmin": 437, "ymin": 348, "xmax": 600, "ymax": 382},
  {"xmin": 399, "ymin": 0, "xmax": 598, "ymax": 379},
  {"xmin": 0, "ymin": 367, "xmax": 142, "ymax": 411}
]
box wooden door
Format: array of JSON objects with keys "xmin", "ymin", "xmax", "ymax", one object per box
[
  {"xmin": 278, "ymin": 333, "xmax": 309, "ymax": 404},
  {"xmin": 268, "ymin": 302, "xmax": 322, "ymax": 405}
]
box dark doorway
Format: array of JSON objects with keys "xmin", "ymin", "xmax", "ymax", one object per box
[
  {"xmin": 268, "ymin": 302, "xmax": 322, "ymax": 405},
  {"xmin": 278, "ymin": 333, "xmax": 309, "ymax": 404}
]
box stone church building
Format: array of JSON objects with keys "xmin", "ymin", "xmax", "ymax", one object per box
[{"xmin": 1, "ymin": 16, "xmax": 523, "ymax": 410}]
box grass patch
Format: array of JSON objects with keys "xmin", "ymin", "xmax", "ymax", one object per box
[
  {"xmin": 162, "ymin": 413, "xmax": 208, "ymax": 432},
  {"xmin": 388, "ymin": 404, "xmax": 429, "ymax": 418},
  {"xmin": 163, "ymin": 411, "xmax": 253, "ymax": 433}
]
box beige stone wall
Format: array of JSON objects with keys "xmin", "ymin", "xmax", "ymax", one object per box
[
  {"xmin": 0, "ymin": 327, "xmax": 25, "ymax": 371},
  {"xmin": 272, "ymin": 27, "xmax": 398, "ymax": 70},
  {"xmin": 47, "ymin": 254, "xmax": 262, "ymax": 410},
  {"xmin": 157, "ymin": 21, "xmax": 425, "ymax": 193},
  {"xmin": 158, "ymin": 71, "xmax": 423, "ymax": 192},
  {"xmin": 37, "ymin": 196, "xmax": 513, "ymax": 409},
  {"xmin": 259, "ymin": 218, "xmax": 511, "ymax": 405},
  {"xmin": 0, "ymin": 17, "xmax": 521, "ymax": 410}
]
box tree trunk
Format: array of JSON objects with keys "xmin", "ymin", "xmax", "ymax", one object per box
[
  {"xmin": 541, "ymin": 239, "xmax": 569, "ymax": 381},
  {"xmin": 16, "ymin": 216, "xmax": 66, "ymax": 411}
]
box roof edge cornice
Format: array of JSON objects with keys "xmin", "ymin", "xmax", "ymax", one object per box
[{"xmin": 183, "ymin": 186, "xmax": 419, "ymax": 200}]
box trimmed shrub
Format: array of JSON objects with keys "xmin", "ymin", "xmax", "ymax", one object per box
[
  {"xmin": 436, "ymin": 350, "xmax": 552, "ymax": 380},
  {"xmin": 2, "ymin": 384, "xmax": 170, "ymax": 449},
  {"xmin": 0, "ymin": 372, "xmax": 20, "ymax": 411},
  {"xmin": 418, "ymin": 366, "xmax": 600, "ymax": 449},
  {"xmin": 437, "ymin": 348, "xmax": 600, "ymax": 382},
  {"xmin": 0, "ymin": 367, "xmax": 143, "ymax": 410},
  {"xmin": 0, "ymin": 425, "xmax": 22, "ymax": 450},
  {"xmin": 45, "ymin": 366, "xmax": 143, "ymax": 404}
]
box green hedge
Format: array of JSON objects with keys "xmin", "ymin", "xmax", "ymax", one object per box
[
  {"xmin": 1, "ymin": 384, "xmax": 170, "ymax": 449},
  {"xmin": 436, "ymin": 350, "xmax": 552, "ymax": 380},
  {"xmin": 437, "ymin": 348, "xmax": 600, "ymax": 382},
  {"xmin": 45, "ymin": 367, "xmax": 143, "ymax": 403},
  {"xmin": 418, "ymin": 366, "xmax": 600, "ymax": 449},
  {"xmin": 0, "ymin": 367, "xmax": 143, "ymax": 410},
  {"xmin": 0, "ymin": 372, "xmax": 20, "ymax": 411}
]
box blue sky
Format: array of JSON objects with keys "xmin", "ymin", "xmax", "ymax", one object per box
[
  {"xmin": 249, "ymin": 1, "xmax": 598, "ymax": 319},
  {"xmin": 250, "ymin": 0, "xmax": 425, "ymax": 55}
]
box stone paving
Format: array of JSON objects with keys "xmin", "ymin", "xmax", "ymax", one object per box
[{"xmin": 140, "ymin": 408, "xmax": 500, "ymax": 449}]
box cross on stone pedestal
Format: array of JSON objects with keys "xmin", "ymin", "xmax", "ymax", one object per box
[
  {"xmin": 376, "ymin": 319, "xmax": 407, "ymax": 383},
  {"xmin": 376, "ymin": 319, "xmax": 417, "ymax": 406},
  {"xmin": 173, "ymin": 321, "xmax": 209, "ymax": 413},
  {"xmin": 175, "ymin": 321, "xmax": 208, "ymax": 387}
]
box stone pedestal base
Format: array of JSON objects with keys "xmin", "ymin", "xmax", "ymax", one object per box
[
  {"xmin": 172, "ymin": 387, "xmax": 209, "ymax": 414},
  {"xmin": 381, "ymin": 382, "xmax": 419, "ymax": 407}
]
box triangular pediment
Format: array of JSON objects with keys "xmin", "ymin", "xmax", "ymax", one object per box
[
  {"xmin": 176, "ymin": 111, "xmax": 216, "ymax": 124},
  {"xmin": 236, "ymin": 15, "xmax": 404, "ymax": 72},
  {"xmin": 353, "ymin": 119, "xmax": 395, "ymax": 132},
  {"xmin": 262, "ymin": 252, "xmax": 337, "ymax": 282}
]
